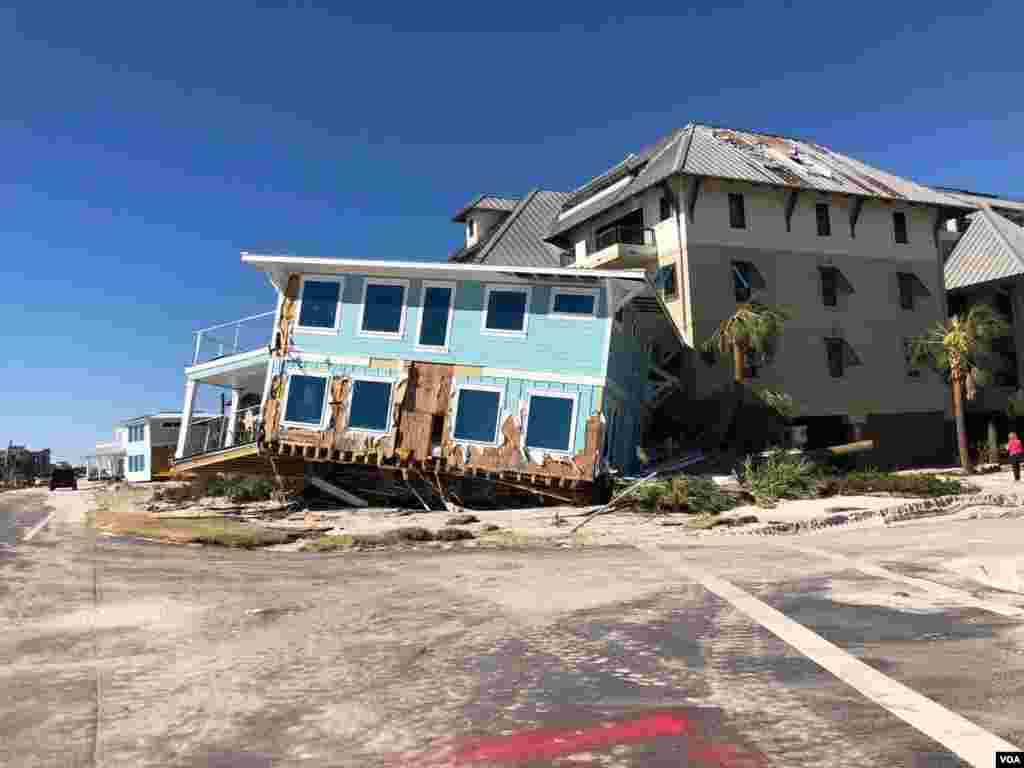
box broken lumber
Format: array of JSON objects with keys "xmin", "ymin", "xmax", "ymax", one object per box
[
  {"xmin": 816, "ymin": 439, "xmax": 874, "ymax": 457},
  {"xmin": 570, "ymin": 471, "xmax": 660, "ymax": 533},
  {"xmin": 307, "ymin": 475, "xmax": 368, "ymax": 507}
]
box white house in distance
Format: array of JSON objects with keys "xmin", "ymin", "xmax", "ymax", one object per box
[{"xmin": 88, "ymin": 411, "xmax": 215, "ymax": 482}]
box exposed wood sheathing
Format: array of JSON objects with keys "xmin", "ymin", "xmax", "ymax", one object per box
[
  {"xmin": 258, "ymin": 273, "xmax": 608, "ymax": 502},
  {"xmin": 272, "ymin": 275, "xmax": 301, "ymax": 355}
]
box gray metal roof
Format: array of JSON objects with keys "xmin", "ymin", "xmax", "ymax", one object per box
[
  {"xmin": 548, "ymin": 123, "xmax": 972, "ymax": 243},
  {"xmin": 473, "ymin": 189, "xmax": 573, "ymax": 268},
  {"xmin": 931, "ymin": 188, "xmax": 1024, "ymax": 218},
  {"xmin": 945, "ymin": 208, "xmax": 1024, "ymax": 290},
  {"xmin": 451, "ymin": 194, "xmax": 520, "ymax": 223}
]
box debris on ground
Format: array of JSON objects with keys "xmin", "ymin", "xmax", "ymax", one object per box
[{"xmin": 446, "ymin": 514, "xmax": 479, "ymax": 525}]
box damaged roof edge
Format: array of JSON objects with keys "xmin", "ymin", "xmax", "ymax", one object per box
[{"xmin": 240, "ymin": 252, "xmax": 648, "ymax": 281}]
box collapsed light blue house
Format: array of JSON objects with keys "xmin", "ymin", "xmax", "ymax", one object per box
[{"xmin": 172, "ymin": 256, "xmax": 681, "ymax": 500}]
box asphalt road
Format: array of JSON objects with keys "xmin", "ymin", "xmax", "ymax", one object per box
[{"xmin": 2, "ymin": 488, "xmax": 1023, "ymax": 767}]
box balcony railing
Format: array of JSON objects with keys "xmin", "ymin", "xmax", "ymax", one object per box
[
  {"xmin": 192, "ymin": 311, "xmax": 276, "ymax": 367},
  {"xmin": 594, "ymin": 225, "xmax": 656, "ymax": 252},
  {"xmin": 180, "ymin": 406, "xmax": 262, "ymax": 458}
]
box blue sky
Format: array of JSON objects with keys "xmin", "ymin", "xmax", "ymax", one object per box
[{"xmin": 2, "ymin": 1, "xmax": 1021, "ymax": 463}]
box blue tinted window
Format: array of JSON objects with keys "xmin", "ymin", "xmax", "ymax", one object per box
[
  {"xmin": 362, "ymin": 283, "xmax": 405, "ymax": 334},
  {"xmin": 526, "ymin": 395, "xmax": 574, "ymax": 452},
  {"xmin": 485, "ymin": 289, "xmax": 527, "ymax": 332},
  {"xmin": 284, "ymin": 375, "xmax": 327, "ymax": 426},
  {"xmin": 552, "ymin": 292, "xmax": 595, "ymax": 316},
  {"xmin": 418, "ymin": 286, "xmax": 452, "ymax": 347},
  {"xmin": 298, "ymin": 280, "xmax": 340, "ymax": 329},
  {"xmin": 453, "ymin": 389, "xmax": 501, "ymax": 443},
  {"xmin": 348, "ymin": 380, "xmax": 392, "ymax": 432}
]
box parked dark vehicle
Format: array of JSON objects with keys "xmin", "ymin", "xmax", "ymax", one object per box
[{"xmin": 49, "ymin": 468, "xmax": 78, "ymax": 492}]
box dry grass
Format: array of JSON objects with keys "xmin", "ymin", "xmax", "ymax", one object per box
[{"xmin": 92, "ymin": 486, "xmax": 289, "ymax": 548}]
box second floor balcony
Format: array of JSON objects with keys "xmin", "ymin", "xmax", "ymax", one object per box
[
  {"xmin": 573, "ymin": 225, "xmax": 657, "ymax": 270},
  {"xmin": 190, "ymin": 310, "xmax": 276, "ymax": 368}
]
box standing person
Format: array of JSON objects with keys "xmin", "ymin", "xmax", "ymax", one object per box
[{"xmin": 1009, "ymin": 432, "xmax": 1023, "ymax": 481}]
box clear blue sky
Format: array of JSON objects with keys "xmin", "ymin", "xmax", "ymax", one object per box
[{"xmin": 2, "ymin": 1, "xmax": 1021, "ymax": 464}]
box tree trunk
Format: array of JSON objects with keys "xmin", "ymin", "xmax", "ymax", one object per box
[
  {"xmin": 733, "ymin": 342, "xmax": 746, "ymax": 385},
  {"xmin": 952, "ymin": 375, "xmax": 972, "ymax": 473},
  {"xmin": 987, "ymin": 419, "xmax": 999, "ymax": 465}
]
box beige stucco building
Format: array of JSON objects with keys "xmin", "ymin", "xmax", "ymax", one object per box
[{"xmin": 542, "ymin": 124, "xmax": 983, "ymax": 464}]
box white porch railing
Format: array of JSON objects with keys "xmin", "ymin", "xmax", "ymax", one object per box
[
  {"xmin": 191, "ymin": 311, "xmax": 276, "ymax": 366},
  {"xmin": 180, "ymin": 405, "xmax": 262, "ymax": 458}
]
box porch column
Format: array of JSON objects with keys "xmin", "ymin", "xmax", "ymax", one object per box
[
  {"xmin": 225, "ymin": 389, "xmax": 241, "ymax": 448},
  {"xmin": 175, "ymin": 380, "xmax": 198, "ymax": 459}
]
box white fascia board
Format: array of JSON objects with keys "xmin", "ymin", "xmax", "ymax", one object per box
[
  {"xmin": 556, "ymin": 175, "xmax": 634, "ymax": 222},
  {"xmin": 241, "ymin": 252, "xmax": 647, "ymax": 282},
  {"xmin": 185, "ymin": 348, "xmax": 270, "ymax": 378}
]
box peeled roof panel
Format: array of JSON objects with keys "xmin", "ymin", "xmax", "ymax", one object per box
[{"xmin": 683, "ymin": 126, "xmax": 781, "ymax": 185}]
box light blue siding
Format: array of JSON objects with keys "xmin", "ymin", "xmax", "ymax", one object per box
[
  {"xmin": 290, "ymin": 276, "xmax": 611, "ymax": 378},
  {"xmin": 281, "ymin": 357, "xmax": 601, "ymax": 462},
  {"xmin": 456, "ymin": 374, "xmax": 598, "ymax": 457}
]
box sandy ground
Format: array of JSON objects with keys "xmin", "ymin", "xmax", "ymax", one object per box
[{"xmin": 7, "ymin": 486, "xmax": 1024, "ymax": 765}]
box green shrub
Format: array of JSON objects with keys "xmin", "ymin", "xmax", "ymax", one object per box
[
  {"xmin": 226, "ymin": 477, "xmax": 275, "ymax": 503},
  {"xmin": 741, "ymin": 449, "xmax": 819, "ymax": 507},
  {"xmin": 634, "ymin": 475, "xmax": 738, "ymax": 515}
]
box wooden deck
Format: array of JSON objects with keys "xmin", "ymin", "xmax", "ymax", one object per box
[{"xmin": 170, "ymin": 442, "xmax": 304, "ymax": 479}]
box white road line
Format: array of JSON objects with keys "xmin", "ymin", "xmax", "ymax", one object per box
[
  {"xmin": 643, "ymin": 544, "xmax": 1021, "ymax": 768},
  {"xmin": 780, "ymin": 542, "xmax": 1024, "ymax": 619},
  {"xmin": 22, "ymin": 511, "xmax": 53, "ymax": 542}
]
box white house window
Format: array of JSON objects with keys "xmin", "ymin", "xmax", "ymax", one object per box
[
  {"xmin": 128, "ymin": 425, "xmax": 145, "ymax": 442},
  {"xmin": 296, "ymin": 277, "xmax": 343, "ymax": 333},
  {"xmin": 525, "ymin": 392, "xmax": 577, "ymax": 454},
  {"xmin": 283, "ymin": 374, "xmax": 328, "ymax": 429},
  {"xmin": 482, "ymin": 286, "xmax": 530, "ymax": 336},
  {"xmin": 452, "ymin": 386, "xmax": 502, "ymax": 444},
  {"xmin": 549, "ymin": 287, "xmax": 597, "ymax": 318},
  {"xmin": 359, "ymin": 279, "xmax": 408, "ymax": 338},
  {"xmin": 347, "ymin": 379, "xmax": 393, "ymax": 433},
  {"xmin": 416, "ymin": 282, "xmax": 455, "ymax": 349}
]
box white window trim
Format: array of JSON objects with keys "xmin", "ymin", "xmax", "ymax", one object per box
[
  {"xmin": 281, "ymin": 371, "xmax": 331, "ymax": 431},
  {"xmin": 346, "ymin": 376, "xmax": 396, "ymax": 435},
  {"xmin": 524, "ymin": 389, "xmax": 579, "ymax": 456},
  {"xmin": 357, "ymin": 278, "xmax": 409, "ymax": 339},
  {"xmin": 451, "ymin": 384, "xmax": 504, "ymax": 446},
  {"xmin": 294, "ymin": 275, "xmax": 344, "ymax": 336},
  {"xmin": 481, "ymin": 285, "xmax": 531, "ymax": 337},
  {"xmin": 414, "ymin": 281, "xmax": 457, "ymax": 352},
  {"xmin": 548, "ymin": 286, "xmax": 599, "ymax": 319}
]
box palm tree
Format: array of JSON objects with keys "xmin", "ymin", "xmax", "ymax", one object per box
[
  {"xmin": 910, "ymin": 303, "xmax": 1010, "ymax": 473},
  {"xmin": 701, "ymin": 302, "xmax": 792, "ymax": 385},
  {"xmin": 699, "ymin": 302, "xmax": 792, "ymax": 452}
]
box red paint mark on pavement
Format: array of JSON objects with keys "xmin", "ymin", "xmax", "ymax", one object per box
[{"xmin": 408, "ymin": 709, "xmax": 767, "ymax": 767}]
